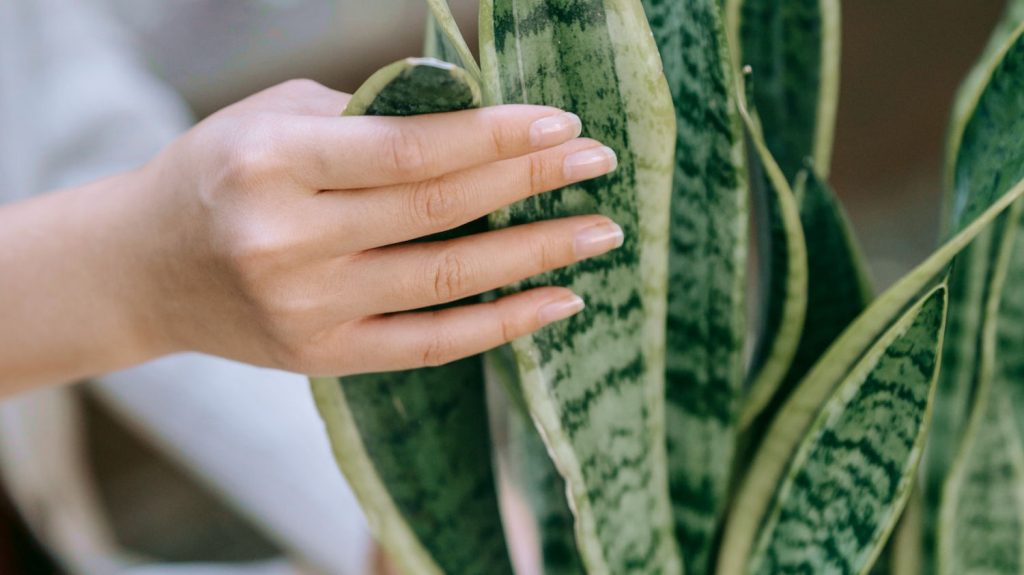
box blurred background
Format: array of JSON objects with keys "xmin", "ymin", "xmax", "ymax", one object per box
[{"xmin": 0, "ymin": 0, "xmax": 1011, "ymax": 573}]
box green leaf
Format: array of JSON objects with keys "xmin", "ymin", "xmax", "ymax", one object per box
[
  {"xmin": 478, "ymin": 1, "xmax": 682, "ymax": 573},
  {"xmin": 926, "ymin": 19, "xmax": 1024, "ymax": 567},
  {"xmin": 724, "ymin": 0, "xmax": 840, "ymax": 181},
  {"xmin": 310, "ymin": 57, "xmax": 513, "ymax": 575},
  {"xmin": 640, "ymin": 0, "xmax": 749, "ymax": 571},
  {"xmin": 503, "ymin": 394, "xmax": 586, "ymax": 575},
  {"xmin": 487, "ymin": 345, "xmax": 585, "ymax": 574},
  {"xmin": 721, "ymin": 21, "xmax": 1024, "ymax": 575},
  {"xmin": 423, "ymin": 0, "xmax": 482, "ymax": 81},
  {"xmin": 787, "ymin": 170, "xmax": 873, "ymax": 381},
  {"xmin": 937, "ymin": 200, "xmax": 1024, "ymax": 575},
  {"xmin": 938, "ymin": 388, "xmax": 1024, "ymax": 574},
  {"xmin": 739, "ymin": 283, "xmax": 948, "ymax": 574},
  {"xmin": 736, "ymin": 98, "xmax": 809, "ymax": 432},
  {"xmin": 741, "ymin": 169, "xmax": 873, "ymax": 429},
  {"xmin": 943, "ymin": 0, "xmax": 1024, "ymax": 213}
]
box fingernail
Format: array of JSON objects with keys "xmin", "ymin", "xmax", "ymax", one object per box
[
  {"xmin": 574, "ymin": 221, "xmax": 625, "ymax": 259},
  {"xmin": 563, "ymin": 146, "xmax": 617, "ymax": 181},
  {"xmin": 529, "ymin": 112, "xmax": 582, "ymax": 148},
  {"xmin": 538, "ymin": 294, "xmax": 585, "ymax": 325}
]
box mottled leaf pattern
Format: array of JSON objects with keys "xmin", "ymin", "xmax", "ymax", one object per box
[
  {"xmin": 786, "ymin": 170, "xmax": 873, "ymax": 386},
  {"xmin": 735, "ymin": 102, "xmax": 809, "ymax": 432},
  {"xmin": 747, "ymin": 285, "xmax": 946, "ymax": 574},
  {"xmin": 725, "ymin": 0, "xmax": 840, "ymax": 181},
  {"xmin": 310, "ymin": 57, "xmax": 513, "ymax": 575},
  {"xmin": 939, "ymin": 386, "xmax": 1024, "ymax": 575},
  {"xmin": 641, "ymin": 0, "xmax": 748, "ymax": 572},
  {"xmin": 478, "ymin": 1, "xmax": 682, "ymax": 572}
]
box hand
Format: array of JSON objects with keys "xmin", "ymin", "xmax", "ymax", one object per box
[{"xmin": 131, "ymin": 80, "xmax": 621, "ymax": 376}]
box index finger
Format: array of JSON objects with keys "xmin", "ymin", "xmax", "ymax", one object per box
[{"xmin": 285, "ymin": 105, "xmax": 583, "ymax": 190}]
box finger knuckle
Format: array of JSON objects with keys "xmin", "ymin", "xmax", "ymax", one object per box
[
  {"xmin": 430, "ymin": 250, "xmax": 471, "ymax": 302},
  {"xmin": 487, "ymin": 114, "xmax": 520, "ymax": 157},
  {"xmin": 529, "ymin": 233, "xmax": 562, "ymax": 271},
  {"xmin": 382, "ymin": 126, "xmax": 428, "ymax": 177},
  {"xmin": 409, "ymin": 178, "xmax": 462, "ymax": 228},
  {"xmin": 421, "ymin": 329, "xmax": 457, "ymax": 367},
  {"xmin": 527, "ymin": 153, "xmax": 555, "ymax": 194},
  {"xmin": 498, "ymin": 310, "xmax": 520, "ymax": 344},
  {"xmin": 278, "ymin": 78, "xmax": 323, "ymax": 95},
  {"xmin": 221, "ymin": 120, "xmax": 285, "ymax": 188}
]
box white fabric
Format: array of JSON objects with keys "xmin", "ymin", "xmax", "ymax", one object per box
[{"xmin": 0, "ymin": 0, "xmax": 450, "ymax": 573}]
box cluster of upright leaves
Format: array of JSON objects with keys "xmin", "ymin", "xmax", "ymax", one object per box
[{"xmin": 308, "ymin": 1, "xmax": 1024, "ymax": 574}]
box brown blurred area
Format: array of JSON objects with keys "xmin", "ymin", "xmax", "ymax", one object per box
[{"xmin": 833, "ymin": 0, "xmax": 1005, "ymax": 286}]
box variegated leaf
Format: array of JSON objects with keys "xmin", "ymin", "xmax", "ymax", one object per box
[
  {"xmin": 311, "ymin": 55, "xmax": 513, "ymax": 575},
  {"xmin": 746, "ymin": 284, "xmax": 947, "ymax": 574},
  {"xmin": 479, "ymin": 1, "xmax": 682, "ymax": 572},
  {"xmin": 640, "ymin": 0, "xmax": 748, "ymax": 572}
]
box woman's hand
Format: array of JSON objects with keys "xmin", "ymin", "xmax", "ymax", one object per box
[{"xmin": 125, "ymin": 80, "xmax": 620, "ymax": 377}]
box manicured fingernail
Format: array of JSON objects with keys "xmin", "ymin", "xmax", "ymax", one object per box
[
  {"xmin": 563, "ymin": 146, "xmax": 617, "ymax": 181},
  {"xmin": 529, "ymin": 112, "xmax": 582, "ymax": 148},
  {"xmin": 538, "ymin": 294, "xmax": 585, "ymax": 325},
  {"xmin": 574, "ymin": 221, "xmax": 625, "ymax": 259}
]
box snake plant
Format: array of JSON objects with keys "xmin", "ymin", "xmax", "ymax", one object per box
[{"xmin": 310, "ymin": 1, "xmax": 1024, "ymax": 573}]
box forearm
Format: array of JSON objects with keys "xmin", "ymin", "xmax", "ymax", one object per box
[{"xmin": 0, "ymin": 169, "xmax": 167, "ymax": 394}]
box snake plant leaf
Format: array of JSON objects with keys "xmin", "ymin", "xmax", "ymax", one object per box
[
  {"xmin": 926, "ymin": 15, "xmax": 1024, "ymax": 545},
  {"xmin": 724, "ymin": 0, "xmax": 840, "ymax": 181},
  {"xmin": 486, "ymin": 345, "xmax": 585, "ymax": 574},
  {"xmin": 938, "ymin": 385, "xmax": 1024, "ymax": 575},
  {"xmin": 785, "ymin": 169, "xmax": 873, "ymax": 385},
  {"xmin": 423, "ymin": 0, "xmax": 481, "ymax": 81},
  {"xmin": 943, "ymin": 0, "xmax": 1024, "ymax": 208},
  {"xmin": 479, "ymin": 1, "xmax": 682, "ymax": 572},
  {"xmin": 310, "ymin": 57, "xmax": 514, "ymax": 575},
  {"xmin": 504, "ymin": 397, "xmax": 586, "ymax": 575},
  {"xmin": 722, "ymin": 21, "xmax": 1024, "ymax": 575},
  {"xmin": 742, "ymin": 284, "xmax": 948, "ymax": 575},
  {"xmin": 936, "ymin": 201, "xmax": 1023, "ymax": 575},
  {"xmin": 640, "ymin": 0, "xmax": 748, "ymax": 572},
  {"xmin": 736, "ymin": 97, "xmax": 809, "ymax": 432}
]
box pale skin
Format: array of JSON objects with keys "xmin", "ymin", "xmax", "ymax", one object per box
[{"xmin": 0, "ymin": 79, "xmax": 622, "ymax": 397}]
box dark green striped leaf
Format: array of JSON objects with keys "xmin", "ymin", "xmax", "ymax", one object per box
[
  {"xmin": 479, "ymin": 1, "xmax": 682, "ymax": 572},
  {"xmin": 786, "ymin": 170, "xmax": 873, "ymax": 382},
  {"xmin": 724, "ymin": 0, "xmax": 840, "ymax": 181},
  {"xmin": 937, "ymin": 201, "xmax": 1024, "ymax": 575},
  {"xmin": 310, "ymin": 56, "xmax": 513, "ymax": 575},
  {"xmin": 735, "ymin": 95, "xmax": 809, "ymax": 432},
  {"xmin": 746, "ymin": 284, "xmax": 946, "ymax": 574},
  {"xmin": 486, "ymin": 345, "xmax": 585, "ymax": 574},
  {"xmin": 640, "ymin": 0, "xmax": 748, "ymax": 572},
  {"xmin": 938, "ymin": 387, "xmax": 1024, "ymax": 575}
]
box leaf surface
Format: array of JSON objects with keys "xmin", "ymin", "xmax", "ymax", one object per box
[
  {"xmin": 311, "ymin": 56, "xmax": 513, "ymax": 575},
  {"xmin": 747, "ymin": 284, "xmax": 946, "ymax": 574},
  {"xmin": 479, "ymin": 1, "xmax": 682, "ymax": 572},
  {"xmin": 640, "ymin": 0, "xmax": 748, "ymax": 571}
]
